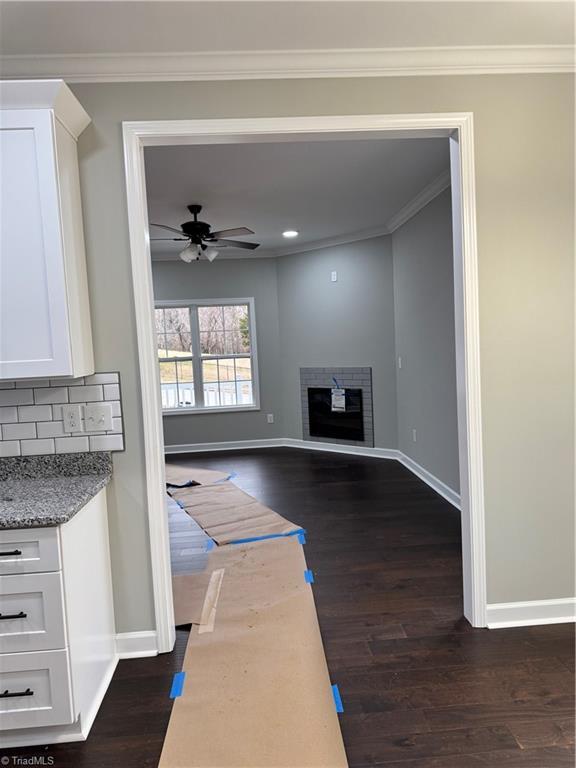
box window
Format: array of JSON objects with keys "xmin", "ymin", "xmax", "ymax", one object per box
[{"xmin": 155, "ymin": 300, "xmax": 259, "ymax": 413}]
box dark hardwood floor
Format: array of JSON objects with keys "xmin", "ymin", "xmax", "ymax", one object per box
[{"xmin": 5, "ymin": 449, "xmax": 574, "ymax": 767}]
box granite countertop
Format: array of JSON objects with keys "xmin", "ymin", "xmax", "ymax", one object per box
[{"xmin": 0, "ymin": 453, "xmax": 113, "ymax": 529}]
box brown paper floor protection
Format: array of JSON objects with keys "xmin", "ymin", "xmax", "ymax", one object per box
[
  {"xmin": 166, "ymin": 464, "xmax": 231, "ymax": 486},
  {"xmin": 160, "ymin": 538, "xmax": 348, "ymax": 768},
  {"xmin": 169, "ymin": 481, "xmax": 299, "ymax": 545},
  {"xmin": 172, "ymin": 571, "xmax": 215, "ymax": 627}
]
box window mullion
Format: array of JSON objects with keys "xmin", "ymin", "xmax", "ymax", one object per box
[{"xmin": 189, "ymin": 306, "xmax": 204, "ymax": 408}]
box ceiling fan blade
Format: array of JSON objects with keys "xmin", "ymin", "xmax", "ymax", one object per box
[
  {"xmin": 208, "ymin": 238, "xmax": 260, "ymax": 250},
  {"xmin": 150, "ymin": 223, "xmax": 187, "ymax": 236},
  {"xmin": 151, "ymin": 237, "xmax": 189, "ymax": 241},
  {"xmin": 208, "ymin": 227, "xmax": 254, "ymax": 239}
]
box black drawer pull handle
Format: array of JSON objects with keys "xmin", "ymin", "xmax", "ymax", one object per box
[
  {"xmin": 0, "ymin": 688, "xmax": 34, "ymax": 699},
  {"xmin": 0, "ymin": 550, "xmax": 22, "ymax": 557},
  {"xmin": 0, "ymin": 611, "xmax": 27, "ymax": 620}
]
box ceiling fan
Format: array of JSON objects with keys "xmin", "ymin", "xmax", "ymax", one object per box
[{"xmin": 150, "ymin": 204, "xmax": 260, "ymax": 262}]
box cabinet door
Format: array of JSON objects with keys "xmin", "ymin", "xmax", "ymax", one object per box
[{"xmin": 0, "ymin": 109, "xmax": 73, "ymax": 378}]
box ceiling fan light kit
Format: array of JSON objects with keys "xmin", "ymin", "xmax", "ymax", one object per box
[{"xmin": 150, "ymin": 203, "xmax": 259, "ymax": 263}]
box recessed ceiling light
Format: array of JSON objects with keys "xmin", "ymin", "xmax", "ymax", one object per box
[{"xmin": 282, "ymin": 230, "xmax": 299, "ymax": 238}]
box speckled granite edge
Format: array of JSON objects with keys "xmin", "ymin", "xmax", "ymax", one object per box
[
  {"xmin": 0, "ymin": 473, "xmax": 112, "ymax": 529},
  {"xmin": 0, "ymin": 452, "xmax": 112, "ymax": 481}
]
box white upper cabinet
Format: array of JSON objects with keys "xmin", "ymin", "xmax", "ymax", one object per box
[{"xmin": 0, "ymin": 81, "xmax": 94, "ymax": 379}]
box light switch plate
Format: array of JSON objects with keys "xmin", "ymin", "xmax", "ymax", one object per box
[
  {"xmin": 62, "ymin": 404, "xmax": 83, "ymax": 433},
  {"xmin": 85, "ymin": 403, "xmax": 114, "ymax": 432}
]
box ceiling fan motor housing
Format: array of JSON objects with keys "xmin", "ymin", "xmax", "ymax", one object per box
[{"xmin": 181, "ymin": 205, "xmax": 214, "ymax": 243}]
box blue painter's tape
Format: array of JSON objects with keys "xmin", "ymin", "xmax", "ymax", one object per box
[
  {"xmin": 304, "ymin": 569, "xmax": 314, "ymax": 584},
  {"xmin": 298, "ymin": 531, "xmax": 307, "ymax": 545},
  {"xmin": 170, "ymin": 671, "xmax": 186, "ymax": 699},
  {"xmin": 229, "ymin": 528, "xmax": 306, "ymax": 545},
  {"xmin": 214, "ymin": 471, "xmax": 238, "ymax": 484},
  {"xmin": 205, "ymin": 539, "xmax": 216, "ymax": 552},
  {"xmin": 331, "ymin": 684, "xmax": 344, "ymax": 713}
]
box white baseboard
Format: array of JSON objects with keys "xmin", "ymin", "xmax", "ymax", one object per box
[
  {"xmin": 164, "ymin": 438, "xmax": 460, "ymax": 509},
  {"xmin": 115, "ymin": 630, "xmax": 158, "ymax": 658},
  {"xmin": 396, "ymin": 452, "xmax": 461, "ymax": 509},
  {"xmin": 282, "ymin": 437, "xmax": 399, "ymax": 460},
  {"xmin": 486, "ymin": 598, "xmax": 576, "ymax": 628},
  {"xmin": 164, "ymin": 438, "xmax": 282, "ymax": 454}
]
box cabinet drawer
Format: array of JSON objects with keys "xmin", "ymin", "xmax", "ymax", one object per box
[
  {"xmin": 0, "ymin": 572, "xmax": 66, "ymax": 653},
  {"xmin": 0, "ymin": 528, "xmax": 60, "ymax": 575},
  {"xmin": 0, "ymin": 649, "xmax": 73, "ymax": 730}
]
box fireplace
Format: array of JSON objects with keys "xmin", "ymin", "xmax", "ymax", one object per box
[
  {"xmin": 300, "ymin": 367, "xmax": 374, "ymax": 447},
  {"xmin": 307, "ymin": 388, "xmax": 364, "ymax": 441}
]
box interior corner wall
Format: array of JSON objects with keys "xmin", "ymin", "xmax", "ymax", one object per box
[
  {"xmin": 392, "ymin": 188, "xmax": 460, "ymax": 493},
  {"xmin": 277, "ymin": 236, "xmax": 397, "ymax": 447},
  {"xmin": 152, "ymin": 258, "xmax": 283, "ymax": 446}
]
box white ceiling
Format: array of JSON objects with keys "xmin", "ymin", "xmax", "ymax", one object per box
[
  {"xmin": 1, "ymin": 2, "xmax": 571, "ymax": 54},
  {"xmin": 0, "ymin": 2, "xmax": 572, "ymax": 80},
  {"xmin": 144, "ymin": 136, "xmax": 450, "ymax": 259}
]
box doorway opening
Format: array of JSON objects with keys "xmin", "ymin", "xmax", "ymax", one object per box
[{"xmin": 123, "ymin": 114, "xmax": 485, "ymax": 654}]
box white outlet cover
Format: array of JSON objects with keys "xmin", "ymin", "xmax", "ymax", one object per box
[
  {"xmin": 62, "ymin": 404, "xmax": 83, "ymax": 433},
  {"xmin": 85, "ymin": 403, "xmax": 114, "ymax": 432}
]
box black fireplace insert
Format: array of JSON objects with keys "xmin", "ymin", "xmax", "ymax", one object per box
[{"xmin": 307, "ymin": 387, "xmax": 364, "ymax": 441}]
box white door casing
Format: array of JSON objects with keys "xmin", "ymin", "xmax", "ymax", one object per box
[{"xmin": 122, "ymin": 113, "xmax": 486, "ymax": 653}]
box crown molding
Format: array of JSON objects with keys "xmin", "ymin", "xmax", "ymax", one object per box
[
  {"xmin": 0, "ymin": 79, "xmax": 90, "ymax": 138},
  {"xmin": 271, "ymin": 224, "xmax": 391, "ymax": 258},
  {"xmin": 1, "ymin": 45, "xmax": 573, "ymax": 83},
  {"xmin": 385, "ymin": 168, "xmax": 451, "ymax": 233}
]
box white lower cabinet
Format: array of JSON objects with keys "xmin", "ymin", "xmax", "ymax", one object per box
[
  {"xmin": 0, "ymin": 571, "xmax": 66, "ymax": 653},
  {"xmin": 0, "ymin": 489, "xmax": 116, "ymax": 746},
  {"xmin": 0, "ymin": 649, "xmax": 73, "ymax": 730}
]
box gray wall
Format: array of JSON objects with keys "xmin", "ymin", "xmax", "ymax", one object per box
[
  {"xmin": 152, "ymin": 258, "xmax": 282, "ymax": 446},
  {"xmin": 393, "ymin": 189, "xmax": 460, "ymax": 492},
  {"xmin": 277, "ymin": 236, "xmax": 397, "ymax": 447},
  {"xmin": 71, "ymin": 74, "xmax": 574, "ymax": 631}
]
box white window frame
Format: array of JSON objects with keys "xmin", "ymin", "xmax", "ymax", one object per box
[{"xmin": 155, "ymin": 297, "xmax": 260, "ymax": 415}]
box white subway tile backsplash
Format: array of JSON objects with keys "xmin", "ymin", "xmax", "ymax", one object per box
[
  {"xmin": 16, "ymin": 379, "xmax": 50, "ymax": 388},
  {"xmin": 110, "ymin": 417, "xmax": 123, "ymax": 434},
  {"xmin": 0, "ymin": 407, "xmax": 17, "ymax": 424},
  {"xmin": 50, "ymin": 377, "xmax": 85, "ymax": 386},
  {"xmin": 89, "ymin": 434, "xmax": 123, "ymax": 452},
  {"xmin": 69, "ymin": 385, "xmax": 103, "ymax": 403},
  {"xmin": 0, "ymin": 372, "xmax": 124, "ymax": 457},
  {"xmin": 21, "ymin": 438, "xmax": 55, "ymax": 456},
  {"xmin": 0, "ymin": 389, "xmax": 34, "ymax": 407},
  {"xmin": 103, "ymin": 384, "xmax": 120, "ymax": 401},
  {"xmin": 0, "ymin": 441, "xmax": 20, "ymax": 457},
  {"xmin": 36, "ymin": 421, "xmax": 66, "ymax": 439},
  {"xmin": 51, "ymin": 404, "xmax": 64, "ymax": 420},
  {"xmin": 18, "ymin": 405, "xmax": 53, "ymax": 423},
  {"xmin": 3, "ymin": 422, "xmax": 37, "ymax": 440},
  {"xmin": 84, "ymin": 373, "xmax": 119, "ymax": 385},
  {"xmin": 55, "ymin": 436, "xmax": 90, "ymax": 454},
  {"xmin": 34, "ymin": 387, "xmax": 69, "ymax": 405}
]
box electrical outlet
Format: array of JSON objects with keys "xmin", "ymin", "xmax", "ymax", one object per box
[
  {"xmin": 412, "ymin": 429, "xmax": 417, "ymax": 443},
  {"xmin": 331, "ymin": 270, "xmax": 338, "ymax": 282},
  {"xmin": 62, "ymin": 404, "xmax": 83, "ymax": 433},
  {"xmin": 85, "ymin": 403, "xmax": 114, "ymax": 432},
  {"xmin": 266, "ymin": 413, "xmax": 274, "ymax": 424}
]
